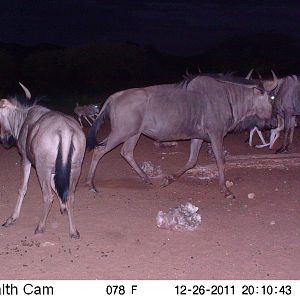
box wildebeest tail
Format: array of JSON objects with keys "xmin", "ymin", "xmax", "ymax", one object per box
[
  {"xmin": 86, "ymin": 101, "xmax": 110, "ymax": 150},
  {"xmin": 54, "ymin": 138, "xmax": 74, "ymax": 203}
]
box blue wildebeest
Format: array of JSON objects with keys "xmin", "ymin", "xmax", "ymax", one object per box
[
  {"xmin": 245, "ymin": 71, "xmax": 297, "ymax": 150},
  {"xmin": 74, "ymin": 102, "xmax": 100, "ymax": 127},
  {"xmin": 86, "ymin": 74, "xmax": 278, "ymax": 199},
  {"xmin": 265, "ymin": 72, "xmax": 300, "ymax": 153},
  {"xmin": 242, "ymin": 69, "xmax": 280, "ymax": 149},
  {"xmin": 0, "ymin": 83, "xmax": 86, "ymax": 239}
]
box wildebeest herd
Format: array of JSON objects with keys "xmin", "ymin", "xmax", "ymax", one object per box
[{"xmin": 0, "ymin": 70, "xmax": 299, "ymax": 238}]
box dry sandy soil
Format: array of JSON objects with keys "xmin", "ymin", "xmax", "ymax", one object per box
[{"xmin": 0, "ymin": 125, "xmax": 299, "ymax": 280}]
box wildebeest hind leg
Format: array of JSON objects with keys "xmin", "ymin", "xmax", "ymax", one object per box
[
  {"xmin": 86, "ymin": 134, "xmax": 125, "ymax": 192},
  {"xmin": 66, "ymin": 177, "xmax": 80, "ymax": 239},
  {"xmin": 35, "ymin": 170, "xmax": 53, "ymax": 234},
  {"xmin": 120, "ymin": 134, "xmax": 151, "ymax": 184},
  {"xmin": 50, "ymin": 174, "xmax": 67, "ymax": 214},
  {"xmin": 3, "ymin": 160, "xmax": 31, "ymax": 227},
  {"xmin": 161, "ymin": 139, "xmax": 203, "ymax": 187},
  {"xmin": 66, "ymin": 194, "xmax": 79, "ymax": 239}
]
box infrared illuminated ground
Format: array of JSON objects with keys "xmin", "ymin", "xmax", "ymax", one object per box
[{"xmin": 0, "ymin": 126, "xmax": 299, "ymax": 279}]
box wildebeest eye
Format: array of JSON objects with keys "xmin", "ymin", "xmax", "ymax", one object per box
[{"xmin": 270, "ymin": 95, "xmax": 275, "ymax": 100}]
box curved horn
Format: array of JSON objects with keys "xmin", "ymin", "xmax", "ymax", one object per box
[
  {"xmin": 198, "ymin": 67, "xmax": 202, "ymax": 73},
  {"xmin": 263, "ymin": 72, "xmax": 279, "ymax": 92},
  {"xmin": 271, "ymin": 70, "xmax": 278, "ymax": 81},
  {"xmin": 245, "ymin": 68, "xmax": 254, "ymax": 80},
  {"xmin": 258, "ymin": 72, "xmax": 262, "ymax": 80},
  {"xmin": 185, "ymin": 68, "xmax": 191, "ymax": 76},
  {"xmin": 19, "ymin": 82, "xmax": 31, "ymax": 99},
  {"xmin": 292, "ymin": 75, "xmax": 298, "ymax": 81}
]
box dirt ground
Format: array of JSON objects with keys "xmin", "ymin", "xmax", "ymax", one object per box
[{"xmin": 0, "ymin": 125, "xmax": 299, "ymax": 280}]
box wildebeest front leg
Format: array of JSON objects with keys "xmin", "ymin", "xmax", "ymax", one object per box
[
  {"xmin": 210, "ymin": 135, "xmax": 235, "ymax": 199},
  {"xmin": 161, "ymin": 139, "xmax": 203, "ymax": 187},
  {"xmin": 86, "ymin": 146, "xmax": 106, "ymax": 192},
  {"xmin": 276, "ymin": 115, "xmax": 291, "ymax": 153},
  {"xmin": 120, "ymin": 134, "xmax": 152, "ymax": 184},
  {"xmin": 83, "ymin": 116, "xmax": 93, "ymax": 126},
  {"xmin": 288, "ymin": 116, "xmax": 297, "ymax": 145},
  {"xmin": 3, "ymin": 160, "xmax": 31, "ymax": 227},
  {"xmin": 86, "ymin": 135, "xmax": 124, "ymax": 192},
  {"xmin": 249, "ymin": 127, "xmax": 267, "ymax": 147},
  {"xmin": 77, "ymin": 116, "xmax": 83, "ymax": 128}
]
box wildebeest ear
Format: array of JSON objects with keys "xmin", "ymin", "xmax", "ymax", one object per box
[
  {"xmin": 0, "ymin": 99, "xmax": 14, "ymax": 109},
  {"xmin": 253, "ymin": 88, "xmax": 264, "ymax": 96}
]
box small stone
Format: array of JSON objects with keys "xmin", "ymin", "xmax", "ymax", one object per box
[
  {"xmin": 270, "ymin": 220, "xmax": 276, "ymax": 225},
  {"xmin": 247, "ymin": 193, "xmax": 255, "ymax": 199},
  {"xmin": 41, "ymin": 242, "xmax": 55, "ymax": 247},
  {"xmin": 226, "ymin": 180, "xmax": 234, "ymax": 188}
]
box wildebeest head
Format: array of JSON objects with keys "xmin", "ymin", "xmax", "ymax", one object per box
[
  {"xmin": 220, "ymin": 72, "xmax": 278, "ymax": 120},
  {"xmin": 208, "ymin": 73, "xmax": 278, "ymax": 133},
  {"xmin": 93, "ymin": 104, "xmax": 100, "ymax": 114},
  {"xmin": 0, "ymin": 99, "xmax": 17, "ymax": 148},
  {"xmin": 256, "ymin": 71, "xmax": 279, "ymax": 117},
  {"xmin": 254, "ymin": 71, "xmax": 283, "ymax": 119},
  {"xmin": 244, "ymin": 68, "xmax": 276, "ymax": 118},
  {"xmin": 0, "ymin": 82, "xmax": 32, "ymax": 148}
]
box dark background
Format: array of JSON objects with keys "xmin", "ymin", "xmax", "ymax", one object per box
[{"xmin": 1, "ymin": 0, "xmax": 300, "ymax": 107}]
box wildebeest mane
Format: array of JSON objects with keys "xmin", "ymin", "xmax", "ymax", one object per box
[
  {"xmin": 178, "ymin": 72, "xmax": 260, "ymax": 89},
  {"xmin": 7, "ymin": 95, "xmax": 46, "ymax": 109},
  {"xmin": 215, "ymin": 74, "xmax": 259, "ymax": 86}
]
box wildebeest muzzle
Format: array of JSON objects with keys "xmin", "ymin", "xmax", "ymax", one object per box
[{"xmin": 0, "ymin": 134, "xmax": 16, "ymax": 149}]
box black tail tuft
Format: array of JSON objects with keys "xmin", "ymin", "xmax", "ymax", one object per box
[
  {"xmin": 54, "ymin": 139, "xmax": 74, "ymax": 203},
  {"xmin": 86, "ymin": 103, "xmax": 109, "ymax": 151}
]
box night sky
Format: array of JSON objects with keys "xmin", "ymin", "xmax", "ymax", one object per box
[{"xmin": 1, "ymin": 0, "xmax": 300, "ymax": 56}]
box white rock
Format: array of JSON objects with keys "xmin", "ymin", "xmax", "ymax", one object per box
[
  {"xmin": 247, "ymin": 193, "xmax": 255, "ymax": 199},
  {"xmin": 226, "ymin": 180, "xmax": 234, "ymax": 188},
  {"xmin": 41, "ymin": 241, "xmax": 55, "ymax": 247},
  {"xmin": 140, "ymin": 161, "xmax": 162, "ymax": 177},
  {"xmin": 156, "ymin": 202, "xmax": 201, "ymax": 231}
]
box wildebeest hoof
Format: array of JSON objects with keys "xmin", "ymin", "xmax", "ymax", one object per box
[
  {"xmin": 221, "ymin": 188, "xmax": 235, "ymax": 199},
  {"xmin": 90, "ymin": 187, "xmax": 99, "ymax": 193},
  {"xmin": 70, "ymin": 231, "xmax": 80, "ymax": 239},
  {"xmin": 2, "ymin": 217, "xmax": 16, "ymax": 227},
  {"xmin": 225, "ymin": 193, "xmax": 236, "ymax": 200},
  {"xmin": 275, "ymin": 147, "xmax": 288, "ymax": 154},
  {"xmin": 34, "ymin": 226, "xmax": 45, "ymax": 234},
  {"xmin": 89, "ymin": 183, "xmax": 100, "ymax": 193},
  {"xmin": 143, "ymin": 177, "xmax": 152, "ymax": 185},
  {"xmin": 86, "ymin": 181, "xmax": 99, "ymax": 192},
  {"xmin": 161, "ymin": 175, "xmax": 176, "ymax": 187},
  {"xmin": 60, "ymin": 208, "xmax": 67, "ymax": 215}
]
